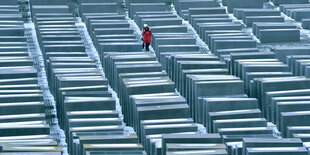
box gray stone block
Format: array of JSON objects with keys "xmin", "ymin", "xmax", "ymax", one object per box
[
  {"xmin": 193, "ymin": 18, "xmax": 232, "ymax": 29},
  {"xmin": 85, "ymin": 16, "xmax": 126, "ymax": 27},
  {"xmin": 142, "ymin": 123, "xmax": 197, "ymax": 152},
  {"xmin": 190, "ymin": 14, "xmax": 229, "ymax": 24},
  {"xmin": 267, "ymin": 88, "xmax": 310, "ymax": 122},
  {"xmin": 273, "ymin": 0, "xmax": 309, "ymax": 5},
  {"xmin": 245, "ymin": 72, "xmax": 293, "ymax": 95},
  {"xmin": 201, "ymin": 97, "xmax": 259, "ymax": 130},
  {"xmin": 273, "ymin": 47, "xmax": 310, "ymax": 62},
  {"xmin": 209, "ymin": 109, "xmax": 262, "ymax": 127},
  {"xmin": 154, "ymin": 37, "xmax": 196, "ymax": 53},
  {"xmin": 158, "ymin": 45, "xmax": 199, "ymax": 56},
  {"xmin": 140, "ymin": 119, "xmax": 194, "ymax": 136},
  {"xmin": 234, "ymin": 9, "xmax": 281, "ymax": 20},
  {"xmin": 113, "ymin": 63, "xmax": 162, "ymax": 89},
  {"xmin": 137, "ymin": 104, "xmax": 190, "ymax": 121},
  {"xmin": 239, "ymin": 63, "xmax": 290, "ymax": 80},
  {"xmin": 207, "ymin": 33, "xmax": 249, "ymax": 45},
  {"xmin": 230, "ymin": 52, "xmax": 275, "ymax": 75},
  {"xmin": 253, "ymin": 22, "xmax": 297, "ymax": 36},
  {"xmin": 0, "ymin": 67, "xmax": 38, "ymax": 79},
  {"xmin": 281, "ymin": 111, "xmax": 310, "ymax": 137},
  {"xmin": 295, "ymin": 60, "xmax": 310, "ymax": 76},
  {"xmin": 227, "ymin": 0, "xmax": 266, "ymax": 13},
  {"xmin": 36, "ymin": 20, "xmax": 75, "ymax": 26},
  {"xmin": 152, "ymin": 33, "xmax": 193, "ymax": 47},
  {"xmin": 41, "ymin": 35, "xmax": 82, "ymax": 41},
  {"xmin": 213, "ymin": 118, "xmax": 267, "ymax": 133},
  {"xmin": 0, "ymin": 125, "xmax": 50, "ymax": 137},
  {"xmin": 64, "ymin": 97, "xmax": 116, "ymax": 111},
  {"xmin": 94, "ymin": 28, "xmax": 133, "ymax": 35},
  {"xmin": 287, "ymin": 126, "xmax": 310, "ymax": 138},
  {"xmin": 129, "ymin": 3, "xmax": 168, "ymax": 18},
  {"xmin": 225, "ymin": 134, "xmax": 275, "ymax": 144},
  {"xmin": 0, "ymin": 77, "xmax": 39, "ymax": 85},
  {"xmin": 0, "ymin": 36, "xmax": 26, "ymax": 42},
  {"xmin": 258, "ymin": 77, "xmax": 310, "ymax": 113},
  {"xmin": 271, "ymin": 96, "xmax": 310, "ymax": 120},
  {"xmin": 90, "ymin": 22, "xmax": 130, "ymax": 32},
  {"xmin": 276, "ymin": 101, "xmax": 310, "ymax": 127},
  {"xmin": 180, "ymin": 68, "xmax": 229, "ymax": 95},
  {"xmin": 63, "ymin": 91, "xmax": 111, "ymax": 98},
  {"xmin": 100, "ymin": 42, "xmax": 141, "ymax": 53},
  {"xmin": 0, "ymin": 101, "xmax": 45, "ymax": 116},
  {"xmin": 141, "ymin": 18, "xmax": 182, "ymax": 27},
  {"xmin": 0, "ymin": 152, "xmax": 61, "ymax": 155},
  {"xmin": 301, "ymin": 19, "xmax": 310, "ymax": 29},
  {"xmin": 32, "ymin": 5, "xmax": 70, "ymax": 14},
  {"xmin": 81, "ymin": 137, "xmax": 141, "ymax": 154},
  {"xmin": 57, "ymin": 76, "xmax": 107, "ymax": 87},
  {"xmin": 259, "ymin": 29, "xmax": 300, "ymax": 43},
  {"xmin": 30, "ymin": 0, "xmax": 66, "ymax": 5},
  {"xmin": 159, "ymin": 52, "xmax": 202, "ymax": 70},
  {"xmin": 39, "ymin": 30, "xmax": 79, "ymax": 36},
  {"xmin": 163, "ymin": 133, "xmax": 222, "ymax": 144},
  {"xmin": 0, "ymin": 0, "xmax": 18, "ymax": 5},
  {"xmin": 0, "ymin": 59, "xmax": 33, "ymax": 67},
  {"xmin": 292, "ymin": 133, "xmax": 310, "ymax": 142},
  {"xmin": 204, "ymin": 30, "xmax": 243, "ymax": 43},
  {"xmin": 44, "ymin": 44, "xmax": 85, "ymax": 52},
  {"xmin": 193, "ymin": 80, "xmax": 245, "ymax": 118},
  {"xmin": 201, "ymin": 24, "xmax": 243, "ymax": 42},
  {"xmin": 177, "ymin": 61, "xmax": 227, "ymax": 92},
  {"xmin": 292, "ymin": 9, "xmax": 310, "ymax": 21},
  {"xmin": 210, "ymin": 36, "xmax": 254, "ymax": 52},
  {"xmin": 80, "ymin": 3, "xmax": 117, "ymax": 14},
  {"xmin": 188, "ymin": 7, "xmax": 226, "ymax": 15},
  {"xmin": 216, "ymin": 48, "xmax": 259, "ymax": 56},
  {"xmin": 135, "ymin": 14, "xmax": 177, "ymax": 27},
  {"xmin": 142, "ymin": 123, "xmax": 198, "ymax": 139},
  {"xmin": 243, "ymin": 138, "xmax": 304, "ymax": 155},
  {"xmin": 218, "ymin": 126, "xmax": 273, "ymax": 135},
  {"xmin": 0, "ymin": 146, "xmax": 62, "ymax": 153},
  {"xmin": 306, "ymin": 66, "xmax": 310, "ymax": 78},
  {"xmin": 121, "ymin": 81, "xmax": 176, "ymax": 124},
  {"xmin": 106, "ymin": 54, "xmax": 156, "ymax": 81},
  {"xmin": 165, "ymin": 143, "xmax": 226, "ymax": 152},
  {"xmin": 281, "ymin": 4, "xmax": 310, "ymax": 13},
  {"xmin": 186, "ymin": 75, "xmax": 240, "ymax": 107},
  {"xmin": 79, "ymin": 135, "xmax": 139, "ymax": 153},
  {"xmin": 166, "ymin": 150, "xmax": 228, "ymax": 155},
  {"xmin": 150, "ymin": 25, "xmax": 188, "ymax": 33},
  {"xmin": 0, "ymin": 27, "xmax": 24, "ymax": 36},
  {"xmin": 245, "ymin": 16, "xmax": 284, "ymax": 27},
  {"xmin": 96, "ymin": 34, "xmax": 136, "ymax": 40},
  {"xmin": 83, "ymin": 143, "xmax": 144, "ymax": 152},
  {"xmin": 162, "ymin": 133, "xmax": 222, "ymax": 154},
  {"xmin": 287, "ymin": 55, "xmax": 310, "ymax": 71},
  {"xmin": 177, "ymin": 0, "xmax": 219, "ymax": 14},
  {"xmin": 0, "ymin": 93, "xmax": 43, "ymax": 104},
  {"xmin": 213, "ymin": 40, "xmax": 256, "ymax": 53},
  {"xmin": 246, "ymin": 147, "xmax": 308, "ymax": 155},
  {"xmin": 34, "ymin": 13, "xmax": 73, "ymax": 18},
  {"xmin": 68, "ymin": 118, "xmax": 122, "ymax": 127}
]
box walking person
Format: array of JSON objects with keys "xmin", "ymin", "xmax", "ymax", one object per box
[{"xmin": 142, "ymin": 24, "xmax": 152, "ymax": 52}]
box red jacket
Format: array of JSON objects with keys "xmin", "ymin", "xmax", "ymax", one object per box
[{"xmin": 142, "ymin": 29, "xmax": 152, "ymax": 43}]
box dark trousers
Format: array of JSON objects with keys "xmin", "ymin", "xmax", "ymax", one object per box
[{"xmin": 142, "ymin": 42, "xmax": 150, "ymax": 51}]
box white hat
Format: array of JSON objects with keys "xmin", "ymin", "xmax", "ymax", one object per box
[{"xmin": 144, "ymin": 24, "xmax": 148, "ymax": 27}]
